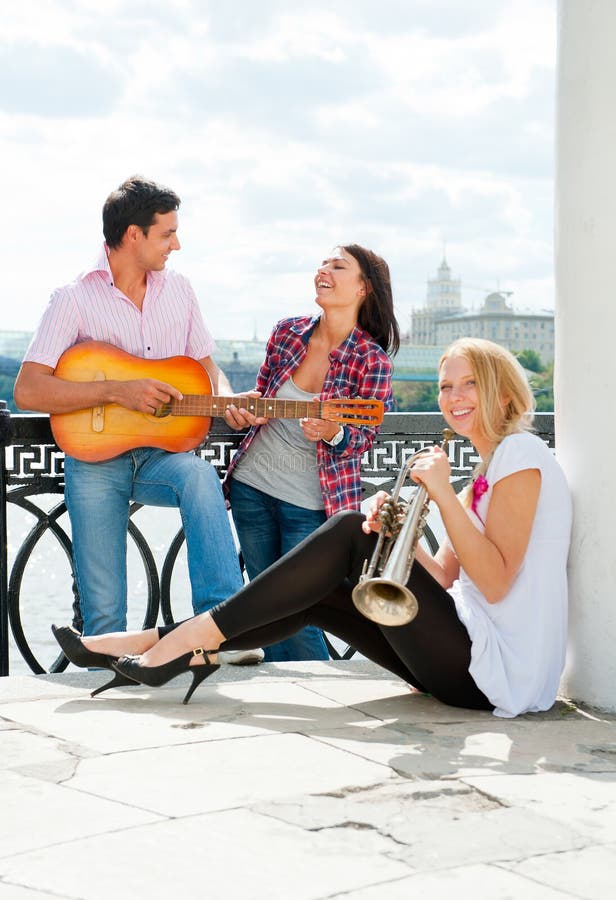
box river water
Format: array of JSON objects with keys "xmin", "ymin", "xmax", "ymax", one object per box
[
  {"xmin": 6, "ymin": 500, "xmax": 197, "ymax": 676},
  {"xmin": 6, "ymin": 492, "xmax": 444, "ymax": 676}
]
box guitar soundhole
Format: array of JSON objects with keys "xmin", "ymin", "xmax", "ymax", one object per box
[{"xmin": 154, "ymin": 405, "xmax": 172, "ymax": 419}]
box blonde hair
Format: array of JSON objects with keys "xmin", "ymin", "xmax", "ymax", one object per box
[{"xmin": 438, "ymin": 338, "xmax": 536, "ymax": 503}]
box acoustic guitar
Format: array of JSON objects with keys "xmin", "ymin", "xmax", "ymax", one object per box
[{"xmin": 50, "ymin": 341, "xmax": 385, "ymax": 463}]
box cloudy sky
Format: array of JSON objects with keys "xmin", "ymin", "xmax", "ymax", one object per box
[{"xmin": 1, "ymin": 0, "xmax": 556, "ymax": 342}]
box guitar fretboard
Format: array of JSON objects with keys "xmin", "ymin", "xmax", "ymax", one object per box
[{"xmin": 166, "ymin": 396, "xmax": 322, "ymax": 419}]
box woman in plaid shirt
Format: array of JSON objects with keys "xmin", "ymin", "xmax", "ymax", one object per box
[{"xmin": 222, "ymin": 244, "xmax": 399, "ymax": 662}]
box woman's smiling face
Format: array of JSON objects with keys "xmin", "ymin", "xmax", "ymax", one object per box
[
  {"xmin": 314, "ymin": 248, "xmax": 366, "ymax": 313},
  {"xmin": 438, "ymin": 355, "xmax": 480, "ymax": 442}
]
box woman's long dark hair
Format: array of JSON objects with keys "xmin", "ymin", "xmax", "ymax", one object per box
[{"xmin": 343, "ymin": 244, "xmax": 400, "ymax": 354}]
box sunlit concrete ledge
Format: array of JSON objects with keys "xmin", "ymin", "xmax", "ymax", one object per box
[{"xmin": 1, "ymin": 661, "xmax": 616, "ymax": 899}]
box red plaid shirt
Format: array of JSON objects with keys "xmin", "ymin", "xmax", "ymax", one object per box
[{"xmin": 225, "ymin": 316, "xmax": 393, "ymax": 516}]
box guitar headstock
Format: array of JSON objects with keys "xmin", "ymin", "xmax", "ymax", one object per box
[{"xmin": 321, "ymin": 398, "xmax": 384, "ymax": 426}]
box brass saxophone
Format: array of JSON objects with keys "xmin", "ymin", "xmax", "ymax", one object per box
[{"xmin": 352, "ymin": 428, "xmax": 455, "ymax": 626}]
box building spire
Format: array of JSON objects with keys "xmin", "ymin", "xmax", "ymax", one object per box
[{"xmin": 437, "ymin": 247, "xmax": 451, "ymax": 279}]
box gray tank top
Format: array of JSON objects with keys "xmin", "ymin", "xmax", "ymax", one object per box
[{"xmin": 231, "ymin": 377, "xmax": 325, "ymax": 510}]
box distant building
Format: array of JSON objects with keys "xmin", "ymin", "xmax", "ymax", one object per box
[
  {"xmin": 213, "ymin": 339, "xmax": 266, "ymax": 393},
  {"xmin": 410, "ymin": 258, "xmax": 555, "ymax": 364},
  {"xmin": 391, "ymin": 345, "xmax": 441, "ymax": 381},
  {"xmin": 433, "ymin": 292, "xmax": 554, "ymax": 363},
  {"xmin": 410, "ymin": 258, "xmax": 462, "ymax": 346}
]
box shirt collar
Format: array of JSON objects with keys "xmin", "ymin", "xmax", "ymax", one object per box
[
  {"xmin": 289, "ymin": 315, "xmax": 320, "ymax": 342},
  {"xmin": 79, "ymin": 244, "xmax": 112, "ymax": 282},
  {"xmin": 289, "ymin": 315, "xmax": 367, "ymax": 359},
  {"xmin": 79, "ymin": 243, "xmax": 166, "ymax": 292}
]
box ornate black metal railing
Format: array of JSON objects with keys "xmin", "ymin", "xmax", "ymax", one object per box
[{"xmin": 0, "ymin": 406, "xmax": 555, "ymax": 675}]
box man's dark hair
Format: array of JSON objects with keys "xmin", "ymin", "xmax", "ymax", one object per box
[{"xmin": 102, "ymin": 175, "xmax": 181, "ymax": 248}]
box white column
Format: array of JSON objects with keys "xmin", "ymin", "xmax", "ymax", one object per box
[{"xmin": 556, "ymin": 1, "xmax": 616, "ymax": 710}]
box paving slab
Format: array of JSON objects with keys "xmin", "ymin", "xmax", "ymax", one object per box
[
  {"xmin": 503, "ymin": 843, "xmax": 616, "ymax": 899},
  {"xmin": 316, "ymin": 717, "xmax": 616, "ymax": 779},
  {"xmin": 255, "ymin": 778, "xmax": 480, "ymax": 831},
  {"xmin": 0, "ymin": 679, "xmax": 377, "ymax": 755},
  {"xmin": 0, "ymin": 724, "xmax": 91, "ymax": 773},
  {"xmin": 1, "ymin": 662, "xmax": 615, "ymax": 900},
  {"xmin": 256, "ymin": 780, "xmax": 588, "ymax": 872},
  {"xmin": 464, "ymin": 771, "xmax": 616, "ymax": 841},
  {"xmin": 0, "ymin": 885, "xmax": 57, "ymax": 899},
  {"xmin": 0, "ymin": 808, "xmax": 411, "ymax": 900},
  {"xmin": 386, "ymin": 806, "xmax": 588, "ymax": 870},
  {"xmin": 328, "ymin": 864, "xmax": 578, "ymax": 899},
  {"xmin": 0, "ymin": 770, "xmax": 162, "ymax": 858},
  {"xmin": 67, "ymin": 731, "xmax": 393, "ymax": 817}
]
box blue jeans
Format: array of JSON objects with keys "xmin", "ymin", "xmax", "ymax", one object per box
[
  {"xmin": 64, "ymin": 449, "xmax": 243, "ymax": 636},
  {"xmin": 228, "ymin": 478, "xmax": 329, "ymax": 661}
]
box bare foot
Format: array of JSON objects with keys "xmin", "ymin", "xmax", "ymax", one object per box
[
  {"xmin": 82, "ymin": 629, "xmax": 158, "ymax": 658},
  {"xmin": 137, "ymin": 614, "xmax": 225, "ymax": 668}
]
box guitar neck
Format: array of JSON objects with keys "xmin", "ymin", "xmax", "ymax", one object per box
[{"xmin": 168, "ymin": 395, "xmax": 322, "ymax": 420}]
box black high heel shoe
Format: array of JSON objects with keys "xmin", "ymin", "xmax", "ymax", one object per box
[
  {"xmin": 112, "ymin": 647, "xmax": 219, "ymax": 704},
  {"xmin": 51, "ymin": 624, "xmax": 138, "ymax": 698}
]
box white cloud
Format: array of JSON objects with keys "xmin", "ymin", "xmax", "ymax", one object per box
[
  {"xmin": 228, "ymin": 11, "xmax": 350, "ymax": 64},
  {"xmin": 0, "ymin": 0, "xmax": 557, "ymax": 340}
]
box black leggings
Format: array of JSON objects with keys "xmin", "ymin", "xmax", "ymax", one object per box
[{"xmin": 162, "ymin": 511, "xmax": 493, "ymax": 711}]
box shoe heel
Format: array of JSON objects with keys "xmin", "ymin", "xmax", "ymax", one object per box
[
  {"xmin": 91, "ymin": 671, "xmax": 136, "ymax": 698},
  {"xmin": 183, "ymin": 663, "xmax": 220, "ymax": 704}
]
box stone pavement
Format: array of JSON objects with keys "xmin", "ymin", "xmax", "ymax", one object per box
[{"xmin": 1, "ymin": 660, "xmax": 615, "ymax": 900}]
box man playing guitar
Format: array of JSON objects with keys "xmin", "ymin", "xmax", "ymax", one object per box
[{"xmin": 14, "ymin": 175, "xmax": 247, "ymax": 640}]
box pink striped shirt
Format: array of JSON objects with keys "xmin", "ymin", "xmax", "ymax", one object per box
[{"xmin": 25, "ymin": 245, "xmax": 216, "ymax": 367}]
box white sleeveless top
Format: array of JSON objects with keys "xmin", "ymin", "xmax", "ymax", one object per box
[{"xmin": 450, "ymin": 432, "xmax": 572, "ymax": 717}]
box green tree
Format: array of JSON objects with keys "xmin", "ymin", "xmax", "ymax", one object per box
[
  {"xmin": 515, "ymin": 349, "xmax": 544, "ymax": 373},
  {"xmin": 530, "ymin": 360, "xmax": 554, "ymax": 411},
  {"xmin": 393, "ymin": 380, "xmax": 439, "ymax": 412}
]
